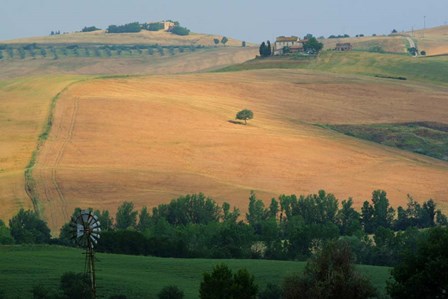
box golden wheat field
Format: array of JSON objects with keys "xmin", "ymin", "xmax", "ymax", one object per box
[
  {"xmin": 29, "ymin": 70, "xmax": 448, "ymax": 230},
  {"xmin": 0, "ymin": 76, "xmax": 85, "ymax": 221}
]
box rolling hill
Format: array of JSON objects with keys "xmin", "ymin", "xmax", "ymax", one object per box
[{"xmin": 30, "ymin": 70, "xmax": 448, "ymax": 231}]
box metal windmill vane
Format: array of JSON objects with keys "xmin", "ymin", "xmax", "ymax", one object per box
[{"xmin": 70, "ymin": 210, "xmax": 101, "ymax": 298}]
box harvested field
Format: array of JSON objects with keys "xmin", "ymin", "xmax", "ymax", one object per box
[
  {"xmin": 34, "ymin": 70, "xmax": 448, "ymax": 230},
  {"xmin": 412, "ymin": 25, "xmax": 448, "ymax": 56},
  {"xmin": 0, "ymin": 76, "xmax": 84, "ymax": 222}
]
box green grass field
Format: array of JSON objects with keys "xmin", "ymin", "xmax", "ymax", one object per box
[{"xmin": 0, "ymin": 245, "xmax": 391, "ymax": 298}]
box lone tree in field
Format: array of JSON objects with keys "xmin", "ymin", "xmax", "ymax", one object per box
[{"xmin": 236, "ymin": 109, "xmax": 254, "ymax": 125}]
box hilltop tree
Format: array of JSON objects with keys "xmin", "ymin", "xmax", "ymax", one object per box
[
  {"xmin": 236, "ymin": 109, "xmax": 254, "ymax": 125},
  {"xmin": 213, "ymin": 38, "xmax": 220, "ymax": 46},
  {"xmin": 221, "ymin": 36, "xmax": 228, "ymax": 45},
  {"xmin": 242, "ymin": 41, "xmax": 246, "ymax": 47}
]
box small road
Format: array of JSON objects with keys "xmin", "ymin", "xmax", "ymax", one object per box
[{"xmin": 406, "ymin": 37, "xmax": 418, "ymax": 56}]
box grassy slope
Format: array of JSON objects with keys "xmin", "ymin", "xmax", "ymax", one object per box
[
  {"xmin": 218, "ymin": 51, "xmax": 448, "ymax": 85},
  {"xmin": 0, "ymin": 76, "xmax": 87, "ymax": 223},
  {"xmin": 32, "ymin": 71, "xmax": 448, "ymax": 231},
  {"xmin": 325, "ymin": 123, "xmax": 448, "ymax": 162},
  {"xmin": 0, "ymin": 245, "xmax": 391, "ymax": 299}
]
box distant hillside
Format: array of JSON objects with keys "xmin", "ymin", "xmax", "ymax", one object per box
[
  {"xmin": 410, "ymin": 25, "xmax": 448, "ymax": 56},
  {"xmin": 322, "ymin": 35, "xmax": 407, "ymax": 53},
  {"xmin": 2, "ymin": 30, "xmax": 248, "ymax": 47}
]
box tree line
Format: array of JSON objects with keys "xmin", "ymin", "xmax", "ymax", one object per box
[
  {"xmin": 1, "ymin": 190, "xmax": 446, "ymax": 265},
  {"xmin": 106, "ymin": 21, "xmax": 190, "ymax": 36}
]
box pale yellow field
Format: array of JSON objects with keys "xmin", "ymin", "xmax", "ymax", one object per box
[
  {"xmin": 3, "ymin": 30, "xmax": 249, "ymax": 47},
  {"xmin": 412, "ymin": 25, "xmax": 448, "ymax": 56},
  {"xmin": 33, "ymin": 70, "xmax": 448, "ymax": 230},
  {"xmin": 0, "ymin": 76, "xmax": 84, "ymax": 222}
]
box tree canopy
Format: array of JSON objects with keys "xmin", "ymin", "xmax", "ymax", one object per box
[
  {"xmin": 235, "ymin": 109, "xmax": 254, "ymax": 125},
  {"xmin": 9, "ymin": 209, "xmax": 51, "ymax": 244}
]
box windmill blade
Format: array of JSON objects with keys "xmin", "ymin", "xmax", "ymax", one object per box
[
  {"xmin": 91, "ymin": 222, "xmax": 100, "ymax": 229},
  {"xmin": 81, "ymin": 212, "xmax": 89, "ymax": 224},
  {"xmin": 91, "ymin": 232, "xmax": 100, "ymax": 238},
  {"xmin": 77, "ymin": 224, "xmax": 85, "ymax": 238}
]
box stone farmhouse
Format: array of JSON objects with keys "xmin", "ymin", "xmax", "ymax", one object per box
[
  {"xmin": 335, "ymin": 43, "xmax": 352, "ymax": 51},
  {"xmin": 274, "ymin": 36, "xmax": 307, "ymax": 55}
]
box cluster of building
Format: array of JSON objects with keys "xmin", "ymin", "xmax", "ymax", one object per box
[{"xmin": 273, "ymin": 36, "xmax": 352, "ymax": 55}]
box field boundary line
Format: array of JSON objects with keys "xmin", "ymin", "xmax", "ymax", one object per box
[{"xmin": 24, "ymin": 78, "xmax": 91, "ymax": 217}]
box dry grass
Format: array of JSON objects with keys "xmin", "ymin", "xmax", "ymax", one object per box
[
  {"xmin": 3, "ymin": 30, "xmax": 249, "ymax": 47},
  {"xmin": 33, "ymin": 70, "xmax": 448, "ymax": 230},
  {"xmin": 0, "ymin": 47, "xmax": 258, "ymax": 79},
  {"xmin": 0, "ymin": 76, "xmax": 84, "ymax": 222},
  {"xmin": 411, "ymin": 25, "xmax": 448, "ymax": 56}
]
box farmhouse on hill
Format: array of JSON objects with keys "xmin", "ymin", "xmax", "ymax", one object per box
[
  {"xmin": 274, "ymin": 36, "xmax": 306, "ymax": 55},
  {"xmin": 334, "ymin": 43, "xmax": 352, "ymax": 51}
]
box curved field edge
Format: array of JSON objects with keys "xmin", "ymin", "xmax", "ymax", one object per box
[
  {"xmin": 0, "ymin": 76, "xmax": 89, "ymax": 222},
  {"xmin": 0, "ymin": 245, "xmax": 391, "ymax": 299},
  {"xmin": 23, "ymin": 77, "xmax": 97, "ymax": 216},
  {"xmin": 23, "ymin": 74, "xmax": 143, "ymax": 216}
]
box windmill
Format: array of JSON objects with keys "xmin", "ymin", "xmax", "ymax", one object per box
[{"xmin": 70, "ymin": 210, "xmax": 101, "ymax": 298}]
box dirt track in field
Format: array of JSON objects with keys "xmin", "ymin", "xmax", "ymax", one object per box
[{"xmin": 34, "ymin": 70, "xmax": 448, "ymax": 230}]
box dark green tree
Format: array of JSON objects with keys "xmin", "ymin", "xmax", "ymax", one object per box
[
  {"xmin": 171, "ymin": 26, "xmax": 190, "ymax": 36},
  {"xmin": 371, "ymin": 190, "xmax": 395, "ymax": 230},
  {"xmin": 387, "ymin": 227, "xmax": 448, "ymax": 299},
  {"xmin": 200, "ymin": 264, "xmax": 234, "ymax": 299},
  {"xmin": 158, "ymin": 285, "xmax": 184, "ymax": 299},
  {"xmin": 361, "ymin": 201, "xmax": 374, "ymax": 233},
  {"xmin": 213, "ymin": 38, "xmax": 220, "ymax": 46},
  {"xmin": 0, "ymin": 219, "xmax": 14, "ymax": 244},
  {"xmin": 242, "ymin": 41, "xmax": 246, "ymax": 47},
  {"xmin": 137, "ymin": 206, "xmax": 151, "ymax": 232},
  {"xmin": 266, "ymin": 41, "xmax": 272, "ymax": 56},
  {"xmin": 282, "ymin": 240, "xmax": 376, "ymax": 299},
  {"xmin": 303, "ymin": 36, "xmax": 323, "ymax": 54},
  {"xmin": 9, "ymin": 209, "xmax": 51, "ymax": 244},
  {"xmin": 259, "ymin": 42, "xmax": 267, "ymax": 57},
  {"xmin": 337, "ymin": 198, "xmax": 361, "ymax": 235},
  {"xmin": 235, "ymin": 109, "xmax": 254, "ymax": 125},
  {"xmin": 115, "ymin": 202, "xmax": 138, "ymax": 230},
  {"xmin": 200, "ymin": 264, "xmax": 258, "ymax": 299},
  {"xmin": 60, "ymin": 272, "xmax": 93, "ymax": 299},
  {"xmin": 221, "ymin": 36, "xmax": 228, "ymax": 46},
  {"xmin": 231, "ymin": 269, "xmax": 258, "ymax": 299}
]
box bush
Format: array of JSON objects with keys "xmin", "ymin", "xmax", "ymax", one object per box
[
  {"xmin": 82, "ymin": 26, "xmax": 100, "ymax": 32},
  {"xmin": 158, "ymin": 285, "xmax": 184, "ymax": 299},
  {"xmin": 258, "ymin": 283, "xmax": 282, "ymax": 299},
  {"xmin": 60, "ymin": 272, "xmax": 93, "ymax": 299},
  {"xmin": 171, "ymin": 26, "xmax": 190, "ymax": 36},
  {"xmin": 282, "ymin": 241, "xmax": 376, "ymax": 299},
  {"xmin": 200, "ymin": 264, "xmax": 258, "ymax": 299}
]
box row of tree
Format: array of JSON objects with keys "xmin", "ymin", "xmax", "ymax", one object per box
[
  {"xmin": 106, "ymin": 21, "xmax": 190, "ymax": 36},
  {"xmin": 0, "ymin": 44, "xmax": 205, "ymax": 60},
  {"xmin": 2, "ymin": 190, "xmax": 445, "ymax": 267}
]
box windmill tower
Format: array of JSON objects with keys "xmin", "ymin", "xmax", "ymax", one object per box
[{"xmin": 70, "ymin": 210, "xmax": 101, "ymax": 298}]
